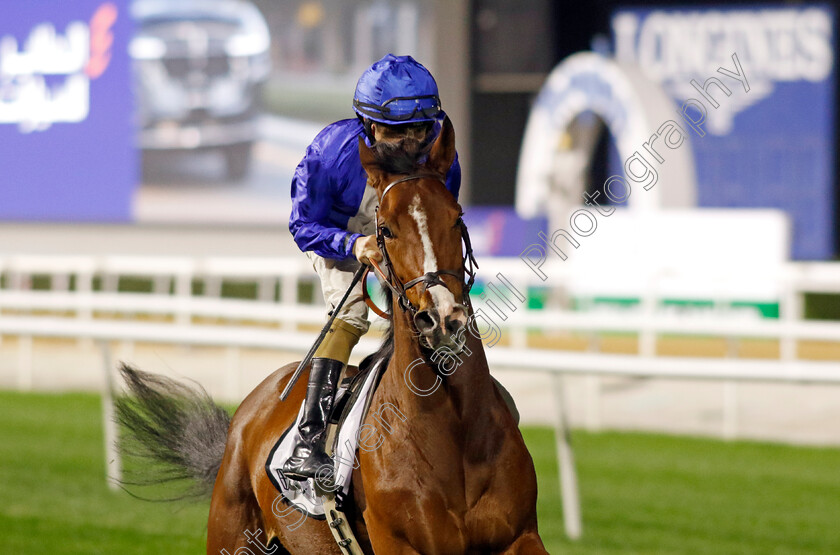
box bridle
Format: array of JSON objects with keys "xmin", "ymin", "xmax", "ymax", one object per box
[{"xmin": 363, "ymin": 174, "xmax": 478, "ymax": 321}]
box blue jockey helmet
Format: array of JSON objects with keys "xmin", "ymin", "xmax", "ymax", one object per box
[{"xmin": 353, "ymin": 54, "xmax": 442, "ymax": 125}]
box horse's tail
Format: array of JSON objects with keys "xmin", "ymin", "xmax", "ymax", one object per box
[{"xmin": 115, "ymin": 363, "xmax": 231, "ymax": 499}]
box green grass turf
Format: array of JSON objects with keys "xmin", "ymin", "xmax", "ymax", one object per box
[
  {"xmin": 522, "ymin": 428, "xmax": 840, "ymax": 554},
  {"xmin": 1, "ymin": 391, "xmax": 839, "ymax": 554}
]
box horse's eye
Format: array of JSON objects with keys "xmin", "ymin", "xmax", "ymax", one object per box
[
  {"xmin": 380, "ymin": 226, "xmax": 393, "ymax": 238},
  {"xmin": 454, "ymin": 217, "xmax": 463, "ymax": 228}
]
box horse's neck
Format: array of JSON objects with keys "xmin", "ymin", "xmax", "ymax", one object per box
[{"xmin": 383, "ymin": 310, "xmax": 496, "ymax": 421}]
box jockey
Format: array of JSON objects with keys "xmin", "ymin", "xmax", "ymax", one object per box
[{"xmin": 283, "ymin": 54, "xmax": 461, "ymax": 482}]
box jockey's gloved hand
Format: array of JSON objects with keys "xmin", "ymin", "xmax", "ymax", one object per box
[{"xmin": 352, "ymin": 235, "xmax": 383, "ymax": 266}]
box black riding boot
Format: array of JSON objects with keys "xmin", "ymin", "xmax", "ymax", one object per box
[{"xmin": 282, "ymin": 358, "xmax": 343, "ymax": 483}]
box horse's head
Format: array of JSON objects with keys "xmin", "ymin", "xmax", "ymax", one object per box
[{"xmin": 359, "ymin": 117, "xmax": 472, "ymax": 352}]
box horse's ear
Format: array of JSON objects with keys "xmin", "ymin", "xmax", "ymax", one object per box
[
  {"xmin": 358, "ymin": 137, "xmax": 383, "ymax": 183},
  {"xmin": 427, "ymin": 116, "xmax": 456, "ymax": 177}
]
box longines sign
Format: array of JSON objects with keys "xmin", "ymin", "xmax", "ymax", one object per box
[{"xmin": 613, "ymin": 5, "xmax": 835, "ymax": 259}]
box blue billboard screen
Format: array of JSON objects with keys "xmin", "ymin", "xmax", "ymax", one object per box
[
  {"xmin": 0, "ymin": 1, "xmax": 136, "ymax": 222},
  {"xmin": 612, "ymin": 5, "xmax": 835, "ymax": 259}
]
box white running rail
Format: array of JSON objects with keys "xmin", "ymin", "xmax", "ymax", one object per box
[{"xmin": 4, "ymin": 253, "xmax": 840, "ymax": 542}]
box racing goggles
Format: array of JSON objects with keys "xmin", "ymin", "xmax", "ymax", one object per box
[{"xmin": 354, "ymin": 95, "xmax": 442, "ymax": 122}]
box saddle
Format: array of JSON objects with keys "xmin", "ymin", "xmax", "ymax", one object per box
[{"xmin": 265, "ymin": 352, "xmax": 387, "ymax": 554}]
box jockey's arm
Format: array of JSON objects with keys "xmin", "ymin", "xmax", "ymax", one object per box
[{"xmin": 289, "ymin": 147, "xmax": 363, "ymax": 261}]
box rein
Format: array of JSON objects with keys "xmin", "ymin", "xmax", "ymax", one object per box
[{"xmin": 363, "ymin": 174, "xmax": 478, "ymax": 321}]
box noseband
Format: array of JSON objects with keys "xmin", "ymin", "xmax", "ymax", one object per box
[{"xmin": 364, "ymin": 174, "xmax": 478, "ymax": 320}]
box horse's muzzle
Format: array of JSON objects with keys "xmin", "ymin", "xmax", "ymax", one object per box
[{"xmin": 414, "ymin": 304, "xmax": 468, "ymax": 354}]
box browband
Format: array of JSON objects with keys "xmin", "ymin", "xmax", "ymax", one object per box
[{"xmin": 380, "ymin": 174, "xmax": 445, "ymax": 204}]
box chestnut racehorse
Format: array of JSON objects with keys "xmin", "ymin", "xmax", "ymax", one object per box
[{"xmin": 118, "ymin": 118, "xmax": 548, "ymax": 554}]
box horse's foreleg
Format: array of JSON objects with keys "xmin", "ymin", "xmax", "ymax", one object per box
[
  {"xmin": 361, "ymin": 512, "xmax": 427, "ymax": 555},
  {"xmin": 498, "ymin": 531, "xmax": 550, "ymax": 555}
]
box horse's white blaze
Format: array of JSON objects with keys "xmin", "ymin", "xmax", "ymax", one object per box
[
  {"xmin": 408, "ymin": 194, "xmax": 437, "ymax": 273},
  {"xmin": 409, "ymin": 195, "xmax": 458, "ymax": 329}
]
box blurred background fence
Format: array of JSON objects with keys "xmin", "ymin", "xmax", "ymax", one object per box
[{"xmin": 4, "ymin": 250, "xmax": 840, "ymax": 438}]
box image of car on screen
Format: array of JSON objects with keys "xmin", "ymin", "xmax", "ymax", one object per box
[{"xmin": 129, "ymin": 0, "xmax": 270, "ymax": 180}]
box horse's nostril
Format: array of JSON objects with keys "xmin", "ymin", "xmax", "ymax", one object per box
[
  {"xmin": 414, "ymin": 310, "xmax": 439, "ymax": 334},
  {"xmin": 445, "ymin": 304, "xmax": 468, "ymax": 334},
  {"xmin": 445, "ymin": 316, "xmax": 464, "ymax": 335}
]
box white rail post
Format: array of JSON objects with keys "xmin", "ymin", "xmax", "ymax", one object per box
[
  {"xmin": 584, "ymin": 334, "xmax": 602, "ymax": 431},
  {"xmin": 204, "ymin": 276, "xmax": 223, "ymax": 298},
  {"xmin": 152, "ymin": 275, "xmax": 171, "ymax": 295},
  {"xmin": 9, "ymin": 269, "xmax": 26, "ymax": 290},
  {"xmin": 639, "ymin": 275, "xmax": 657, "ymax": 358},
  {"xmin": 53, "ymin": 273, "xmax": 70, "ymax": 291},
  {"xmin": 77, "ymin": 270, "xmax": 95, "ymax": 350},
  {"xmin": 780, "ymin": 277, "xmax": 801, "ymax": 361},
  {"xmin": 723, "ymin": 312, "xmax": 739, "ymax": 441},
  {"xmin": 17, "ymin": 335, "xmax": 33, "ymax": 390},
  {"xmin": 100, "ymin": 341, "xmax": 122, "ymax": 490},
  {"xmin": 102, "ymin": 273, "xmax": 119, "ymax": 293},
  {"xmin": 175, "ymin": 271, "xmax": 192, "ymax": 326},
  {"xmin": 551, "ymin": 373, "xmax": 582, "ymax": 540},
  {"xmin": 281, "ymin": 274, "xmax": 298, "ymax": 331},
  {"xmin": 258, "ymin": 277, "xmax": 276, "ymax": 303}
]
